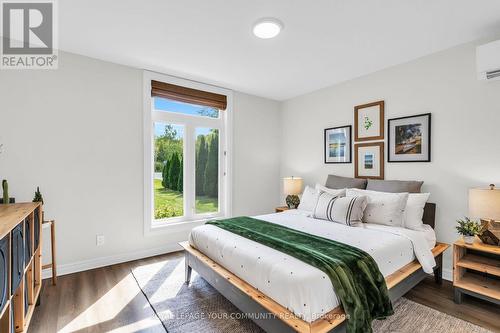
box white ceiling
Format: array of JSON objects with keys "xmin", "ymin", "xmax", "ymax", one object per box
[{"xmin": 59, "ymin": 0, "xmax": 500, "ymax": 100}]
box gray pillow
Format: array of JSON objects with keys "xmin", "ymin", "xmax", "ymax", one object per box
[
  {"xmin": 366, "ymin": 179, "xmax": 423, "ymax": 193},
  {"xmin": 325, "ymin": 175, "xmax": 367, "ymax": 190}
]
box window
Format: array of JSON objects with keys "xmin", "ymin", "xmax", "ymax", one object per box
[
  {"xmin": 154, "ymin": 98, "xmax": 220, "ymax": 119},
  {"xmin": 154, "ymin": 122, "xmax": 184, "ymax": 219},
  {"xmin": 195, "ymin": 127, "xmax": 219, "ymax": 214},
  {"xmin": 144, "ymin": 72, "xmax": 232, "ymax": 233}
]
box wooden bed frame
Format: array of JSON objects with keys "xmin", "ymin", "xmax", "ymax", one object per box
[{"xmin": 180, "ymin": 203, "xmax": 450, "ymax": 333}]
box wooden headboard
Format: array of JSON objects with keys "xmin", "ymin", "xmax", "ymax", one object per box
[{"xmin": 423, "ymin": 203, "xmax": 436, "ymax": 229}]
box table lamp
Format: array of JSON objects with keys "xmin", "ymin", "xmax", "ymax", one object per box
[
  {"xmin": 283, "ymin": 176, "xmax": 303, "ymax": 209},
  {"xmin": 469, "ymin": 184, "xmax": 500, "ymax": 246}
]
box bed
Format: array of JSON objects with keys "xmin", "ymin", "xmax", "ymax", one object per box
[{"xmin": 181, "ymin": 201, "xmax": 449, "ymax": 333}]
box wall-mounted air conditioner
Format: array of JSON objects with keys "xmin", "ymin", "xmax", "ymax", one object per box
[{"xmin": 477, "ymin": 40, "xmax": 500, "ymax": 81}]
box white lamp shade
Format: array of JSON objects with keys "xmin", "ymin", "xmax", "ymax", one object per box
[
  {"xmin": 469, "ymin": 188, "xmax": 500, "ymax": 220},
  {"xmin": 283, "ymin": 177, "xmax": 303, "ymax": 195}
]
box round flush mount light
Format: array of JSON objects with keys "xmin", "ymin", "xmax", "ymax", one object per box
[{"xmin": 253, "ymin": 18, "xmax": 283, "ymax": 39}]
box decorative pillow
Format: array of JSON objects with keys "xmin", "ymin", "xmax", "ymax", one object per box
[
  {"xmin": 346, "ymin": 188, "xmax": 409, "ymax": 226},
  {"xmin": 366, "ymin": 179, "xmax": 423, "ymax": 193},
  {"xmin": 313, "ymin": 192, "xmax": 367, "ymax": 226},
  {"xmin": 297, "ymin": 186, "xmax": 320, "ymax": 212},
  {"xmin": 404, "ymin": 193, "xmax": 430, "ymax": 230},
  {"xmin": 325, "ymin": 175, "xmax": 367, "ymax": 190},
  {"xmin": 315, "ymin": 183, "xmax": 346, "ymax": 197}
]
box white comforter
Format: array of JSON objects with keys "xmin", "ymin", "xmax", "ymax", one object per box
[{"xmin": 188, "ymin": 210, "xmax": 436, "ymax": 322}]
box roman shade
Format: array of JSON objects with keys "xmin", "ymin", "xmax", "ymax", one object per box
[{"xmin": 151, "ymin": 80, "xmax": 227, "ymax": 110}]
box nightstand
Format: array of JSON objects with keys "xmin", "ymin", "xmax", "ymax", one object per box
[
  {"xmin": 453, "ymin": 237, "xmax": 500, "ymax": 305},
  {"xmin": 275, "ymin": 206, "xmax": 291, "ymax": 213}
]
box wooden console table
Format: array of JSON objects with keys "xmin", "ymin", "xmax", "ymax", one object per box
[{"xmin": 0, "ymin": 203, "xmax": 43, "ymax": 333}]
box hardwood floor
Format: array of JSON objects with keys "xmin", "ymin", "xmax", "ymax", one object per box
[
  {"xmin": 405, "ymin": 276, "xmax": 500, "ymax": 332},
  {"xmin": 29, "ymin": 252, "xmax": 500, "ymax": 333},
  {"xmin": 28, "ymin": 253, "xmax": 183, "ymax": 333}
]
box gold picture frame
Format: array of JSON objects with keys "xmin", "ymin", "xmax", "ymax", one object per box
[
  {"xmin": 354, "ymin": 101, "xmax": 384, "ymax": 142},
  {"xmin": 354, "ymin": 142, "xmax": 385, "ymax": 179}
]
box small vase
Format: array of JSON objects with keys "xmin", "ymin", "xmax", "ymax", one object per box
[{"xmin": 463, "ymin": 235, "xmax": 475, "ymax": 244}]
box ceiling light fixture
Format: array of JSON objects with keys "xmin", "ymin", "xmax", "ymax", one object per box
[{"xmin": 253, "ymin": 18, "xmax": 283, "ymax": 39}]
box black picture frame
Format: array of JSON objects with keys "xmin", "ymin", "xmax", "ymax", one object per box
[
  {"xmin": 388, "ymin": 113, "xmax": 431, "ymax": 162},
  {"xmin": 324, "ymin": 125, "xmax": 352, "ymax": 164}
]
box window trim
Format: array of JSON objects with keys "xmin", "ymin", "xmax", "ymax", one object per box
[{"xmin": 143, "ymin": 71, "xmax": 233, "ymax": 236}]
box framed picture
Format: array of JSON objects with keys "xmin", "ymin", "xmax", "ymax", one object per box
[
  {"xmin": 355, "ymin": 142, "xmax": 384, "ymax": 179},
  {"xmin": 354, "ymin": 101, "xmax": 384, "ymax": 141},
  {"xmin": 388, "ymin": 113, "xmax": 431, "ymax": 162},
  {"xmin": 324, "ymin": 125, "xmax": 352, "ymax": 163}
]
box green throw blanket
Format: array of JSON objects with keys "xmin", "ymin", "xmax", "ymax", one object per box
[{"xmin": 206, "ymin": 216, "xmax": 393, "ymax": 333}]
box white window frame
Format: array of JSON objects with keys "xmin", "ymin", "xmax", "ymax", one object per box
[{"xmin": 143, "ymin": 71, "xmax": 233, "ymax": 236}]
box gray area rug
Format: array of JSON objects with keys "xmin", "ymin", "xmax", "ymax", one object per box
[{"xmin": 131, "ymin": 257, "xmax": 491, "ymax": 333}]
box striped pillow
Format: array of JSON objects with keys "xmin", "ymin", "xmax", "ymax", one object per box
[{"xmin": 313, "ymin": 192, "xmax": 367, "ymax": 226}]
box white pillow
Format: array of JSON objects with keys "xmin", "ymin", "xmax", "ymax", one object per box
[
  {"xmin": 315, "ymin": 183, "xmax": 346, "ymax": 197},
  {"xmin": 346, "ymin": 188, "xmax": 409, "ymax": 227},
  {"xmin": 313, "ymin": 191, "xmax": 368, "ymax": 226},
  {"xmin": 297, "ymin": 186, "xmax": 320, "ymax": 212},
  {"xmin": 404, "ymin": 193, "xmax": 430, "ymax": 230}
]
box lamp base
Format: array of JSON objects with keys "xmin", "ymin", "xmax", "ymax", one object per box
[
  {"xmin": 479, "ymin": 219, "xmax": 500, "ymax": 246},
  {"xmin": 285, "ymin": 195, "xmax": 300, "ymax": 209}
]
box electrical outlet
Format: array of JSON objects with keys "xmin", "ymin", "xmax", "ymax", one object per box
[{"xmin": 96, "ymin": 234, "xmax": 105, "ymax": 246}]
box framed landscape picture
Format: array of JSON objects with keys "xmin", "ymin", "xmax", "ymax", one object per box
[
  {"xmin": 355, "ymin": 142, "xmax": 384, "ymax": 179},
  {"xmin": 324, "ymin": 125, "xmax": 352, "ymax": 163},
  {"xmin": 354, "ymin": 101, "xmax": 384, "ymax": 141},
  {"xmin": 388, "ymin": 113, "xmax": 431, "ymax": 162}
]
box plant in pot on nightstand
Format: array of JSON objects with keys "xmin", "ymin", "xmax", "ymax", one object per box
[{"xmin": 456, "ymin": 217, "xmax": 482, "ymax": 244}]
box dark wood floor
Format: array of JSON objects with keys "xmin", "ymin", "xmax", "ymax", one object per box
[
  {"xmin": 406, "ymin": 276, "xmax": 500, "ymax": 332},
  {"xmin": 29, "ymin": 252, "xmax": 500, "ymax": 333}
]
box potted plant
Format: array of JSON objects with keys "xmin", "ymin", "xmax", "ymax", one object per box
[
  {"xmin": 456, "ymin": 217, "xmax": 482, "ymax": 244},
  {"xmin": 33, "ymin": 186, "xmax": 44, "ymax": 204},
  {"xmin": 0, "ymin": 179, "xmax": 15, "ymax": 204}
]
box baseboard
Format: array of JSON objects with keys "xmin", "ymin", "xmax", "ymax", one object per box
[
  {"xmin": 443, "ymin": 268, "xmax": 452, "ymax": 282},
  {"xmin": 42, "ymin": 242, "xmax": 183, "ymax": 279}
]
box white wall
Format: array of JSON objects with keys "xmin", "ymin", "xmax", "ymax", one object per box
[
  {"xmin": 233, "ymin": 92, "xmax": 282, "ymax": 215},
  {"xmin": 0, "ymin": 52, "xmax": 281, "ymax": 274},
  {"xmin": 280, "ymin": 38, "xmax": 500, "ymax": 278}
]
